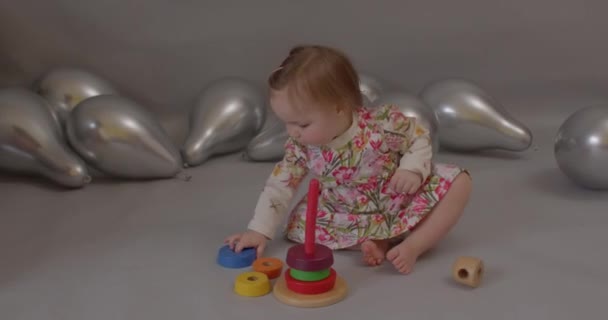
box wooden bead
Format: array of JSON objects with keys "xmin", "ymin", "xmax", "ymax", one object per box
[{"xmin": 452, "ymin": 256, "xmax": 484, "ymax": 288}]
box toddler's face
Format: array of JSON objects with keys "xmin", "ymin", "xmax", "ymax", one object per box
[{"xmin": 270, "ymin": 89, "xmax": 348, "ymax": 146}]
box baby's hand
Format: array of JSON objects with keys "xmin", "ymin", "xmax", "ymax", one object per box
[
  {"xmin": 225, "ymin": 230, "xmax": 268, "ymax": 258},
  {"xmin": 388, "ymin": 169, "xmax": 422, "ymax": 194}
]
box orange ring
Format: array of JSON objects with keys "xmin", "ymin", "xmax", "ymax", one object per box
[{"xmin": 252, "ymin": 257, "xmax": 283, "ymax": 279}]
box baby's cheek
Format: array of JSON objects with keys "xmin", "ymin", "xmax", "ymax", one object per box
[{"xmin": 309, "ymin": 129, "xmax": 328, "ymax": 143}]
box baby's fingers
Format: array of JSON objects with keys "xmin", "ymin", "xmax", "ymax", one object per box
[
  {"xmin": 235, "ymin": 237, "xmax": 255, "ymax": 253},
  {"xmin": 225, "ymin": 235, "xmax": 241, "ymax": 250},
  {"xmin": 256, "ymin": 242, "xmax": 266, "ymax": 258},
  {"xmin": 400, "ymin": 180, "xmax": 412, "ymax": 194},
  {"xmin": 390, "ymin": 177, "xmax": 402, "ymax": 192},
  {"xmin": 407, "ymin": 182, "xmax": 419, "ymax": 194}
]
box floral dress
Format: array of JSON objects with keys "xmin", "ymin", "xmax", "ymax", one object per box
[{"xmin": 247, "ymin": 104, "xmax": 468, "ymax": 250}]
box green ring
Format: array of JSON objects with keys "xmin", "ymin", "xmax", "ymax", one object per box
[{"xmin": 289, "ymin": 268, "xmax": 331, "ymax": 282}]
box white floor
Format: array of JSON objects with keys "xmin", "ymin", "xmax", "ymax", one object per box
[{"xmin": 1, "ymin": 92, "xmax": 607, "ymax": 320}]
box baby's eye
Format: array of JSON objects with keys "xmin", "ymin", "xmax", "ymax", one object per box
[{"xmin": 299, "ymin": 123, "xmax": 310, "ymax": 128}]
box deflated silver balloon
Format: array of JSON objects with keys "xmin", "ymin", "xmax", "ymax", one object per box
[
  {"xmin": 376, "ymin": 91, "xmax": 440, "ymax": 154},
  {"xmin": 34, "ymin": 67, "xmax": 118, "ymax": 127},
  {"xmin": 0, "ymin": 87, "xmax": 91, "ymax": 187},
  {"xmin": 359, "ymin": 73, "xmax": 385, "ymax": 107},
  {"xmin": 420, "ymin": 79, "xmax": 533, "ymax": 151},
  {"xmin": 182, "ymin": 77, "xmax": 266, "ymax": 166},
  {"xmin": 554, "ymin": 105, "xmax": 608, "ymax": 190},
  {"xmin": 66, "ymin": 95, "xmax": 181, "ymax": 179},
  {"xmin": 243, "ymin": 109, "xmax": 289, "ymax": 161}
]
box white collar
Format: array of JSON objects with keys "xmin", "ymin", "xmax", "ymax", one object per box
[{"xmin": 324, "ymin": 111, "xmax": 359, "ymax": 149}]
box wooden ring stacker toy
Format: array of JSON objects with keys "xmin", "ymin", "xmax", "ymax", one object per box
[
  {"xmin": 273, "ymin": 178, "xmax": 348, "ymax": 308},
  {"xmin": 452, "ymin": 256, "xmax": 484, "ymax": 288},
  {"xmin": 252, "ymin": 257, "xmax": 283, "ymax": 279}
]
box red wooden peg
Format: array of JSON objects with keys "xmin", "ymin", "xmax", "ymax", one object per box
[{"xmin": 305, "ymin": 178, "xmax": 320, "ymax": 256}]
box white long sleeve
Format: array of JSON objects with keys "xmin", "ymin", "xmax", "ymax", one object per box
[
  {"xmin": 247, "ymin": 137, "xmax": 309, "ymax": 239},
  {"xmin": 380, "ymin": 105, "xmax": 433, "ymax": 181},
  {"xmin": 398, "ymin": 120, "xmax": 433, "ymax": 181}
]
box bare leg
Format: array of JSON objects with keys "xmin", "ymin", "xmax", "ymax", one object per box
[
  {"xmin": 361, "ymin": 239, "xmax": 390, "ymax": 266},
  {"xmin": 387, "ymin": 172, "xmax": 472, "ymax": 274}
]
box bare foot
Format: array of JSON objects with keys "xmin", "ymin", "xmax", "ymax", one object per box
[
  {"xmin": 361, "ymin": 240, "xmax": 389, "ymax": 266},
  {"xmin": 386, "ymin": 240, "xmax": 421, "ymax": 274}
]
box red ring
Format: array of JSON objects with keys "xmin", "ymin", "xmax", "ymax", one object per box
[{"xmin": 284, "ymin": 268, "xmax": 337, "ymax": 295}]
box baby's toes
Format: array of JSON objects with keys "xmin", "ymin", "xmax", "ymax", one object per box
[
  {"xmin": 362, "ymin": 252, "xmax": 376, "ymax": 266},
  {"xmin": 397, "ymin": 262, "xmax": 410, "ymax": 274},
  {"xmin": 386, "ymin": 248, "xmax": 399, "ymax": 261},
  {"xmin": 391, "ymin": 257, "xmax": 404, "ymax": 269}
]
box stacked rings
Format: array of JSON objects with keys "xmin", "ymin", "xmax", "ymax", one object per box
[{"xmin": 284, "ymin": 243, "xmax": 336, "ymax": 294}]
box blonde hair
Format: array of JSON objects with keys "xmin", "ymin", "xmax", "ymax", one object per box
[{"xmin": 268, "ymin": 45, "xmax": 363, "ymax": 112}]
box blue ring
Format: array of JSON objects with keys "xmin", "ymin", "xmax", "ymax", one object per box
[{"xmin": 217, "ymin": 245, "xmax": 256, "ymax": 268}]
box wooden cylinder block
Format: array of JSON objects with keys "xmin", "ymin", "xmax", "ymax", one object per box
[{"xmin": 452, "ymin": 256, "xmax": 484, "ymax": 288}]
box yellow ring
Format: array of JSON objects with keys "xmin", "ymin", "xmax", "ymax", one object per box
[{"xmin": 234, "ymin": 271, "xmax": 271, "ymax": 297}]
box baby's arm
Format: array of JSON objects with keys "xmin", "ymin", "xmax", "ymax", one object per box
[
  {"xmin": 247, "ymin": 137, "xmax": 309, "ymax": 239},
  {"xmin": 398, "ymin": 118, "xmax": 432, "ymax": 182},
  {"xmin": 382, "ymin": 105, "xmax": 433, "ymax": 182}
]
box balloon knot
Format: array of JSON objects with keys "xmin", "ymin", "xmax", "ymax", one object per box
[{"xmin": 176, "ymin": 170, "xmax": 192, "ymax": 182}]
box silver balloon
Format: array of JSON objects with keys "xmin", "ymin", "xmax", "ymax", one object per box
[
  {"xmin": 359, "ymin": 72, "xmax": 385, "ymax": 107},
  {"xmin": 376, "ymin": 91, "xmax": 440, "ymax": 154},
  {"xmin": 0, "ymin": 87, "xmax": 91, "ymax": 187},
  {"xmin": 34, "ymin": 67, "xmax": 118, "ymax": 127},
  {"xmin": 66, "ymin": 95, "xmax": 181, "ymax": 179},
  {"xmin": 243, "ymin": 109, "xmax": 289, "ymax": 161},
  {"xmin": 182, "ymin": 77, "xmax": 266, "ymax": 166},
  {"xmin": 420, "ymin": 79, "xmax": 532, "ymax": 151},
  {"xmin": 554, "ymin": 105, "xmax": 608, "ymax": 190}
]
